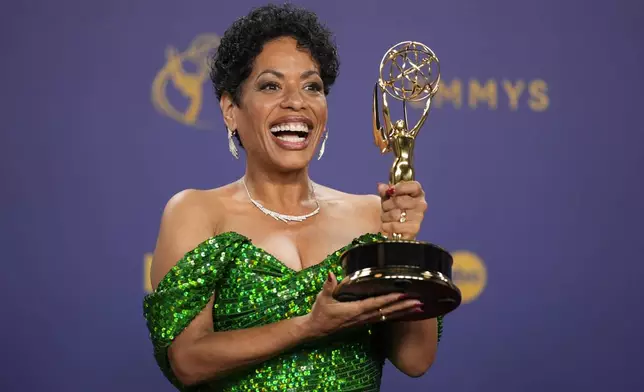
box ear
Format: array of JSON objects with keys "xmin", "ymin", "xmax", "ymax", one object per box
[{"xmin": 219, "ymin": 92, "xmax": 237, "ymax": 131}]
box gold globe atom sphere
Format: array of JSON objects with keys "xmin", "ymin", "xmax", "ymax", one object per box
[{"xmin": 378, "ymin": 41, "xmax": 441, "ymax": 102}]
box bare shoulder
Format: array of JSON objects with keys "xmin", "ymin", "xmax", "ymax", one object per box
[
  {"xmin": 315, "ymin": 183, "xmax": 379, "ymax": 206},
  {"xmin": 158, "ymin": 188, "xmax": 226, "ymax": 233},
  {"xmin": 314, "ymin": 183, "xmax": 382, "ymax": 228},
  {"xmin": 149, "ymin": 185, "xmax": 234, "ymax": 290}
]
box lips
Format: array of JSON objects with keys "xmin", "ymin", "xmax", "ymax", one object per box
[{"xmin": 269, "ymin": 117, "xmax": 314, "ymax": 150}]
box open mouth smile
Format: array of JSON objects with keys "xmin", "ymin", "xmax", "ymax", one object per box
[{"xmin": 269, "ymin": 119, "xmax": 313, "ymax": 150}]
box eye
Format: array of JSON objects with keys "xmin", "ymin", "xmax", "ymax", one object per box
[
  {"xmin": 305, "ymin": 82, "xmax": 323, "ymax": 92},
  {"xmin": 259, "ymin": 81, "xmax": 280, "ymax": 91}
]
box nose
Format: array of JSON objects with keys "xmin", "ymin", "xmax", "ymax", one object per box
[{"xmin": 279, "ymin": 86, "xmax": 305, "ymax": 111}]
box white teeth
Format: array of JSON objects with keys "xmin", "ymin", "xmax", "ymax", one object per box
[
  {"xmin": 275, "ymin": 134, "xmax": 306, "ymax": 143},
  {"xmin": 269, "ymin": 122, "xmax": 309, "ymax": 134}
]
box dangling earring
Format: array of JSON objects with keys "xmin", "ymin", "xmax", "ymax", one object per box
[
  {"xmin": 228, "ymin": 127, "xmax": 239, "ymax": 159},
  {"xmin": 317, "ymin": 130, "xmax": 328, "ymax": 160}
]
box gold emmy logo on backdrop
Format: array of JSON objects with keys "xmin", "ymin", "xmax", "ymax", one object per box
[
  {"xmin": 409, "ymin": 78, "xmax": 549, "ymax": 111},
  {"xmin": 151, "ymin": 33, "xmax": 220, "ymax": 128}
]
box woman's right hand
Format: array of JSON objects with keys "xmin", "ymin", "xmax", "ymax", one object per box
[{"xmin": 303, "ymin": 272, "xmax": 423, "ymax": 338}]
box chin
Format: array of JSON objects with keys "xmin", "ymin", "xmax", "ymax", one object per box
[{"xmin": 270, "ymin": 151, "xmax": 314, "ymax": 172}]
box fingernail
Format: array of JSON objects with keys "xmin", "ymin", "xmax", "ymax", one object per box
[
  {"xmin": 386, "ymin": 186, "xmax": 395, "ymax": 197},
  {"xmin": 414, "ymin": 307, "xmax": 424, "ymax": 313},
  {"xmin": 327, "ymin": 272, "xmax": 332, "ymax": 282}
]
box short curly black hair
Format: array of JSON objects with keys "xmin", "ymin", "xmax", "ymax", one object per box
[{"xmin": 210, "ymin": 3, "xmax": 340, "ymax": 106}]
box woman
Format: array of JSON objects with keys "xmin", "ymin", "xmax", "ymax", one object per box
[{"xmin": 144, "ymin": 4, "xmax": 442, "ymax": 391}]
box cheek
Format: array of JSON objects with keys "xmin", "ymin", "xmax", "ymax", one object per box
[
  {"xmin": 312, "ymin": 98, "xmax": 328, "ymax": 124},
  {"xmin": 238, "ymin": 102, "xmax": 271, "ymax": 134}
]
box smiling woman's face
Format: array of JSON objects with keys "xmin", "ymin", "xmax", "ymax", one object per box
[{"xmin": 221, "ymin": 36, "xmax": 328, "ymax": 172}]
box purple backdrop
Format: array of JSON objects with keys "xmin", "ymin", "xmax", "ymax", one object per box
[{"xmin": 2, "ymin": 0, "xmax": 643, "ymax": 391}]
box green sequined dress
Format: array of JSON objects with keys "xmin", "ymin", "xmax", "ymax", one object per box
[{"xmin": 143, "ymin": 232, "xmax": 442, "ymax": 391}]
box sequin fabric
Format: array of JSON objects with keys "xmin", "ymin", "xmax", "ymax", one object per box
[{"xmin": 143, "ymin": 231, "xmax": 443, "ymax": 391}]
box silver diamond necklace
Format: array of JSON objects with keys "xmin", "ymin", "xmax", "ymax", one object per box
[{"xmin": 242, "ymin": 177, "xmax": 320, "ymax": 223}]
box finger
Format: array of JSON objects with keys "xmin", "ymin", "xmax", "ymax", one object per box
[
  {"xmin": 380, "ymin": 197, "xmax": 399, "ymax": 212},
  {"xmin": 377, "ymin": 183, "xmax": 390, "ymax": 199},
  {"xmin": 390, "ymin": 181, "xmax": 424, "ymax": 197},
  {"xmin": 356, "ymin": 292, "xmax": 406, "ymax": 314},
  {"xmin": 382, "ymin": 222, "xmax": 420, "ymax": 239},
  {"xmin": 381, "ymin": 208, "xmax": 423, "ymax": 223},
  {"xmin": 381, "ymin": 195, "xmax": 425, "ymax": 212},
  {"xmin": 380, "ymin": 299, "xmax": 422, "ymax": 315},
  {"xmin": 381, "ymin": 208, "xmax": 403, "ymax": 223},
  {"xmin": 380, "ymin": 305, "xmax": 425, "ymax": 322},
  {"xmin": 358, "ymin": 299, "xmax": 422, "ymax": 323},
  {"xmin": 321, "ymin": 271, "xmax": 338, "ymax": 296}
]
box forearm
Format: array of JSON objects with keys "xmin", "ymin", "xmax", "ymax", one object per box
[
  {"xmin": 171, "ymin": 315, "xmax": 314, "ymax": 385},
  {"xmin": 385, "ymin": 318, "xmax": 438, "ymax": 377}
]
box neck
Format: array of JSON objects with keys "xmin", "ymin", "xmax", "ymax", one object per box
[{"xmin": 242, "ymin": 159, "xmax": 316, "ymax": 214}]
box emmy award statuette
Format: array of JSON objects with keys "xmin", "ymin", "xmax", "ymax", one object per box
[{"xmin": 333, "ymin": 42, "xmax": 462, "ymax": 321}]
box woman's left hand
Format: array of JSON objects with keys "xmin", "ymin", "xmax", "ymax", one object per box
[{"xmin": 377, "ymin": 181, "xmax": 428, "ymax": 240}]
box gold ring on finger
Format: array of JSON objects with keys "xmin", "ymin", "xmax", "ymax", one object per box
[
  {"xmin": 378, "ymin": 308, "xmax": 387, "ymax": 322},
  {"xmin": 399, "ymin": 210, "xmax": 407, "ymax": 223}
]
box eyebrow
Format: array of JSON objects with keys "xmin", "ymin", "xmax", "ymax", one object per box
[{"xmin": 255, "ymin": 69, "xmax": 320, "ymax": 81}]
